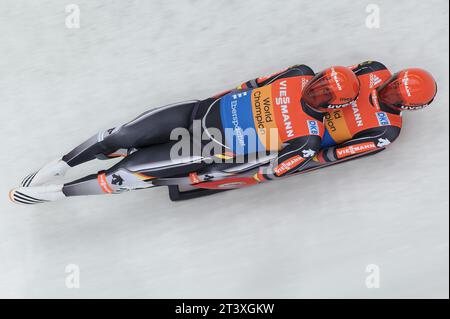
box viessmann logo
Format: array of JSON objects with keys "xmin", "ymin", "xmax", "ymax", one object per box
[
  {"xmin": 97, "ymin": 173, "xmax": 112, "ymax": 194},
  {"xmin": 275, "ymin": 80, "xmax": 295, "ymax": 138},
  {"xmin": 273, "ymin": 155, "xmax": 305, "ymax": 175},
  {"xmin": 402, "ymin": 71, "xmax": 412, "ymax": 97},
  {"xmin": 352, "ymin": 101, "xmax": 363, "ymax": 127},
  {"xmin": 336, "ymin": 142, "xmax": 377, "ymax": 159},
  {"xmin": 331, "ymin": 68, "xmax": 342, "ymax": 91}
]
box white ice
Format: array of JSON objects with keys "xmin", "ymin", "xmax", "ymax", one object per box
[{"xmin": 0, "ymin": 0, "xmax": 448, "ymax": 298}]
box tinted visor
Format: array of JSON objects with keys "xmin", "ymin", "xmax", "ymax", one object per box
[
  {"xmin": 377, "ymin": 72, "xmax": 404, "ymax": 108},
  {"xmin": 303, "ymin": 71, "xmax": 336, "ymax": 109}
]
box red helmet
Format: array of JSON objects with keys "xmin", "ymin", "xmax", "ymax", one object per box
[
  {"xmin": 377, "ymin": 68, "xmax": 437, "ymax": 111},
  {"xmin": 303, "ymin": 66, "xmax": 360, "ymax": 112}
]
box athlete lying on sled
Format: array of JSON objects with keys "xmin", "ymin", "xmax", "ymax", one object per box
[{"xmin": 9, "ymin": 61, "xmax": 437, "ymax": 204}]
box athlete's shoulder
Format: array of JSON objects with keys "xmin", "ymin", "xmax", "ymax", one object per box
[
  {"xmin": 287, "ymin": 64, "xmax": 315, "ymax": 76},
  {"xmin": 256, "ymin": 64, "xmax": 314, "ymax": 86},
  {"xmin": 350, "ymin": 61, "xmax": 389, "ymax": 76},
  {"xmin": 271, "ymin": 64, "xmax": 315, "ymax": 80}
]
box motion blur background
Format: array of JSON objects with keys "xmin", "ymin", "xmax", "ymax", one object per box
[{"xmin": 0, "ymin": 0, "xmax": 448, "ymax": 298}]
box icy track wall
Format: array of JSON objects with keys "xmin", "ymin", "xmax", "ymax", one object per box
[{"xmin": 0, "ymin": 0, "xmax": 448, "ymax": 298}]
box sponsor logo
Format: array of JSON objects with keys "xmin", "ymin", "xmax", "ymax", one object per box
[
  {"xmin": 302, "ymin": 149, "xmax": 316, "ymax": 158},
  {"xmin": 369, "ymin": 74, "xmax": 382, "ymax": 88},
  {"xmin": 352, "ymin": 102, "xmax": 364, "ymax": 127},
  {"xmin": 323, "ymin": 110, "xmax": 353, "ymax": 143},
  {"xmin": 97, "ymin": 173, "xmax": 113, "ymax": 193},
  {"xmin": 230, "ymin": 99, "xmax": 246, "ymax": 147},
  {"xmin": 253, "ymin": 90, "xmax": 273, "ymax": 135},
  {"xmin": 330, "ymin": 68, "xmax": 342, "ymax": 91},
  {"xmin": 402, "ymin": 71, "xmax": 412, "ymax": 97},
  {"xmin": 189, "ymin": 172, "xmax": 201, "ymax": 184},
  {"xmin": 336, "ymin": 142, "xmax": 377, "ymax": 159},
  {"xmin": 217, "ymin": 181, "xmax": 247, "ymax": 189},
  {"xmin": 274, "ymin": 155, "xmax": 305, "ymax": 175},
  {"xmin": 400, "ymin": 104, "xmax": 427, "ymax": 110},
  {"xmin": 371, "ymin": 89, "xmax": 380, "ymax": 110},
  {"xmin": 324, "ymin": 113, "xmax": 335, "ymax": 131},
  {"xmin": 275, "ymin": 80, "xmax": 294, "ymax": 138},
  {"xmin": 327, "ymin": 103, "xmax": 351, "ymax": 109},
  {"xmin": 111, "ymin": 174, "xmax": 124, "ymax": 186},
  {"xmin": 376, "ymin": 112, "xmax": 391, "ymax": 126},
  {"xmin": 307, "ymin": 120, "xmax": 320, "ymax": 135},
  {"xmin": 377, "ymin": 138, "xmax": 391, "ymax": 147},
  {"xmin": 324, "ymin": 111, "xmax": 340, "ymax": 132}
]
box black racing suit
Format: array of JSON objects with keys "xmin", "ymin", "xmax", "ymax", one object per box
[{"xmin": 62, "ymin": 65, "xmax": 324, "ymax": 196}]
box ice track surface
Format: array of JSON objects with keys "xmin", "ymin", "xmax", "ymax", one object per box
[{"xmin": 0, "ymin": 0, "xmax": 448, "ymax": 298}]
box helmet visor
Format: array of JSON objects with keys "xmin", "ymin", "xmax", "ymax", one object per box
[
  {"xmin": 377, "ymin": 72, "xmax": 405, "ymax": 108},
  {"xmin": 303, "ymin": 71, "xmax": 336, "ymax": 109}
]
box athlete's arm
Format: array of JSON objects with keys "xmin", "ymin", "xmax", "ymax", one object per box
[
  {"xmin": 315, "ymin": 126, "xmax": 401, "ymax": 165},
  {"xmin": 255, "ymin": 135, "xmax": 322, "ymax": 181}
]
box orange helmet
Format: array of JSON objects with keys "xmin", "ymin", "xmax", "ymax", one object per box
[
  {"xmin": 303, "ymin": 66, "xmax": 360, "ymax": 112},
  {"xmin": 377, "ymin": 68, "xmax": 437, "ymax": 111}
]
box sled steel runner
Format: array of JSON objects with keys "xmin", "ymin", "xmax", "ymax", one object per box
[{"xmin": 164, "ymin": 148, "xmax": 385, "ymax": 201}]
